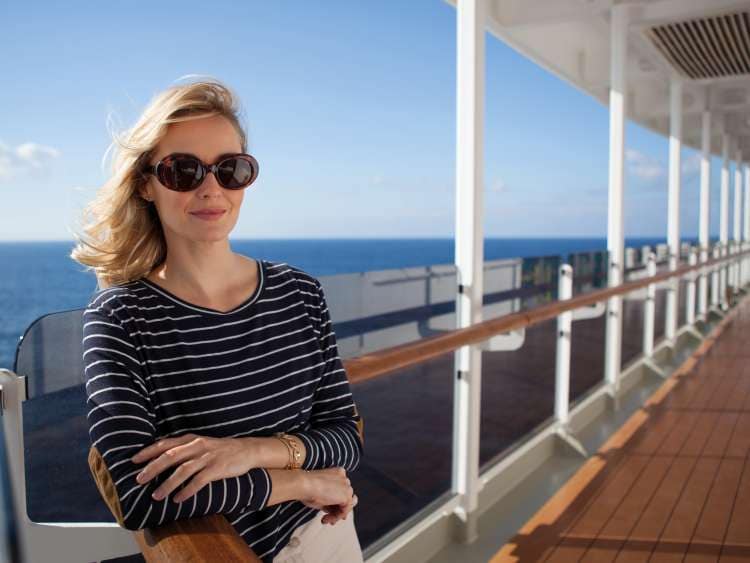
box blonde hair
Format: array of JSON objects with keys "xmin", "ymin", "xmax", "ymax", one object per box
[{"xmin": 70, "ymin": 79, "xmax": 247, "ymax": 289}]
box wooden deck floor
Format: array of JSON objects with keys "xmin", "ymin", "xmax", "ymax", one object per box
[{"xmin": 493, "ymin": 297, "xmax": 750, "ymax": 562}]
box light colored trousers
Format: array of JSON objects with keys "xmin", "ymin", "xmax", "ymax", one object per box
[{"xmin": 274, "ymin": 508, "xmax": 363, "ymax": 563}]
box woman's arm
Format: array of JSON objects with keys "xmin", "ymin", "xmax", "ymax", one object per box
[
  {"xmin": 287, "ymin": 281, "xmax": 364, "ymax": 472},
  {"xmin": 84, "ymin": 306, "xmax": 276, "ymax": 530}
]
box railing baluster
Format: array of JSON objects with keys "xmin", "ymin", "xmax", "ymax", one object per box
[
  {"xmin": 554, "ymin": 264, "xmax": 573, "ymax": 426},
  {"xmin": 643, "ymin": 253, "xmax": 656, "ymax": 358},
  {"xmin": 686, "ymin": 247, "xmax": 697, "ymax": 326},
  {"xmin": 712, "ymin": 245, "xmax": 721, "ymax": 310}
]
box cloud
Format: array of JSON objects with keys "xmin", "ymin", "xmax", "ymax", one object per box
[
  {"xmin": 487, "ymin": 177, "xmax": 508, "ymax": 193},
  {"xmin": 625, "ymin": 148, "xmax": 664, "ymax": 180},
  {"xmin": 681, "ymin": 152, "xmax": 701, "ymax": 176},
  {"xmin": 0, "ymin": 140, "xmax": 61, "ymax": 182}
]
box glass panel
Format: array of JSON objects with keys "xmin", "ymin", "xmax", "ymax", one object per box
[
  {"xmin": 478, "ymin": 256, "xmax": 560, "ymax": 468},
  {"xmin": 568, "ymin": 250, "xmax": 608, "ymax": 403},
  {"xmin": 350, "ymin": 354, "xmax": 454, "ymax": 547},
  {"xmin": 319, "ymin": 265, "xmax": 459, "ymax": 549},
  {"xmin": 480, "ymin": 318, "xmax": 557, "ymax": 468},
  {"xmin": 14, "ymin": 311, "xmax": 115, "ymax": 523},
  {"xmin": 0, "ymin": 424, "xmax": 19, "ymax": 563}
]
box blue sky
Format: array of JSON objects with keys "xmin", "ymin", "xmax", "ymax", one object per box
[{"xmin": 0, "ymin": 0, "xmax": 736, "ymax": 241}]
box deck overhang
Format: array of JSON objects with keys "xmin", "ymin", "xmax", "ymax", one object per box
[{"xmin": 446, "ymin": 0, "xmax": 750, "ymax": 157}]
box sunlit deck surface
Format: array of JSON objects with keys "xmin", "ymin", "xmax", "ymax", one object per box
[{"xmin": 489, "ymin": 296, "xmax": 750, "ymax": 562}]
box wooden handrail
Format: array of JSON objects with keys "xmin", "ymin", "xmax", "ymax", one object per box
[
  {"xmin": 134, "ymin": 515, "xmax": 262, "ymax": 563},
  {"xmin": 114, "ymin": 248, "xmax": 746, "ymax": 562},
  {"xmin": 343, "ymin": 250, "xmax": 750, "ymax": 384}
]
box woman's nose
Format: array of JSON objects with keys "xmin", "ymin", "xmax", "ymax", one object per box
[{"xmin": 196, "ymin": 171, "xmax": 223, "ymax": 197}]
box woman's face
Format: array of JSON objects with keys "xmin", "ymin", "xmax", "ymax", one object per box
[{"xmin": 141, "ymin": 114, "xmax": 245, "ymax": 247}]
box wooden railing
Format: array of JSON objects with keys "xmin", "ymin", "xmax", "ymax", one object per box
[{"xmin": 114, "ymin": 249, "xmax": 747, "ymax": 562}]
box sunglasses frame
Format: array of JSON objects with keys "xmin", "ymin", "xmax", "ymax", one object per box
[{"xmin": 143, "ymin": 152, "xmax": 259, "ymax": 192}]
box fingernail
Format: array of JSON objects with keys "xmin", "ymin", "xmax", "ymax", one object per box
[
  {"xmin": 136, "ymin": 473, "xmax": 144, "ymax": 483},
  {"xmin": 152, "ymin": 491, "xmax": 162, "ymax": 500}
]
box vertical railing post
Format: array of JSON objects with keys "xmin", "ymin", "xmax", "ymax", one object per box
[
  {"xmin": 554, "ymin": 264, "xmax": 573, "ymax": 426},
  {"xmin": 686, "ymin": 247, "xmax": 697, "ymax": 326},
  {"xmin": 643, "ymin": 253, "xmax": 656, "ymax": 358},
  {"xmin": 711, "ymin": 244, "xmax": 720, "ymax": 310}
]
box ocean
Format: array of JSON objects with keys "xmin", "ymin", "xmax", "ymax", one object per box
[{"xmin": 0, "ymin": 237, "xmax": 677, "ymax": 370}]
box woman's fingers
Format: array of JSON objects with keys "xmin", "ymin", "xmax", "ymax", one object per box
[
  {"xmin": 136, "ymin": 439, "xmax": 205, "ymax": 484},
  {"xmin": 172, "ymin": 467, "xmax": 214, "ymax": 503},
  {"xmin": 151, "ymin": 456, "xmax": 207, "ymax": 501},
  {"xmin": 132, "ymin": 433, "xmax": 195, "ymax": 464}
]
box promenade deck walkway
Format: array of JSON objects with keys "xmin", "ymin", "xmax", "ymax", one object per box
[{"xmin": 493, "ymin": 296, "xmax": 750, "ymax": 562}]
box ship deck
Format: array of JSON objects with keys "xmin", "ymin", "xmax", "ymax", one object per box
[{"xmin": 429, "ymin": 295, "xmax": 750, "ymax": 562}]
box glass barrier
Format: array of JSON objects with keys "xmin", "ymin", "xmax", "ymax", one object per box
[
  {"xmin": 14, "ymin": 311, "xmax": 115, "ymax": 525},
  {"xmin": 479, "ymin": 318, "xmax": 557, "ymax": 469},
  {"xmin": 0, "ymin": 423, "xmax": 19, "ymax": 563}
]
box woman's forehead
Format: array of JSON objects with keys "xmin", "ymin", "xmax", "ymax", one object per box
[{"xmin": 155, "ymin": 115, "xmax": 242, "ymax": 160}]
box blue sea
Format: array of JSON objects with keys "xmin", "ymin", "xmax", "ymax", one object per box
[{"xmin": 0, "ymin": 237, "xmax": 678, "ymax": 370}]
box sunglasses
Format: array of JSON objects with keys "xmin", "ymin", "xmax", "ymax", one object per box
[{"xmin": 143, "ymin": 152, "xmax": 259, "ymax": 192}]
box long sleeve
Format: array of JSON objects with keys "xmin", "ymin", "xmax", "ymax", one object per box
[
  {"xmin": 289, "ymin": 281, "xmax": 364, "ymax": 472},
  {"xmin": 83, "ymin": 306, "xmax": 272, "ymax": 531}
]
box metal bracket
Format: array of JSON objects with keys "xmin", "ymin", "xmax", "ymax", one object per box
[
  {"xmin": 571, "ymin": 302, "xmax": 605, "ymax": 321},
  {"xmin": 556, "ymin": 425, "xmax": 588, "ymax": 457},
  {"xmin": 643, "ymin": 358, "xmax": 668, "ymax": 378},
  {"xmin": 480, "ymin": 328, "xmax": 525, "ymax": 351}
]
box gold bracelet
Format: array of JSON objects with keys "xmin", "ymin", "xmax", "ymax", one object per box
[{"xmin": 274, "ymin": 432, "xmax": 302, "ymax": 469}]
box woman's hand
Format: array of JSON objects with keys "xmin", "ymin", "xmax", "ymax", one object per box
[
  {"xmin": 131, "ymin": 433, "xmax": 260, "ymax": 503},
  {"xmin": 301, "ymin": 467, "xmax": 357, "ymax": 525}
]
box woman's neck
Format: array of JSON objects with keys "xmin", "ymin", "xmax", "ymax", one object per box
[{"xmin": 147, "ymin": 238, "xmax": 247, "ymax": 302}]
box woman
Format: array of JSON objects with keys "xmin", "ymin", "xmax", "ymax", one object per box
[{"xmin": 71, "ymin": 79, "xmax": 364, "ymax": 563}]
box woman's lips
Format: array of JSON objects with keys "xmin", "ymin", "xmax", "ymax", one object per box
[{"xmin": 189, "ymin": 210, "xmax": 226, "ymax": 221}]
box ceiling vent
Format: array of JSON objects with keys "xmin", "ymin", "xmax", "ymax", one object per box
[{"xmin": 646, "ymin": 11, "xmax": 750, "ymax": 80}]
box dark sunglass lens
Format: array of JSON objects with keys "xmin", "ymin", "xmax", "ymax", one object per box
[
  {"xmin": 217, "ymin": 157, "xmax": 255, "ymax": 189},
  {"xmin": 173, "ymin": 157, "xmax": 205, "ymax": 191},
  {"xmin": 158, "ymin": 156, "xmax": 203, "ymax": 191}
]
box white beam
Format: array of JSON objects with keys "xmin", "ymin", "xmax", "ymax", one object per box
[
  {"xmin": 452, "ymin": 0, "xmax": 485, "ymax": 531},
  {"xmin": 698, "ymin": 109, "xmax": 711, "ymax": 319},
  {"xmin": 665, "ymin": 77, "xmax": 681, "ymax": 342},
  {"xmin": 720, "ymin": 132, "xmax": 730, "ymax": 305},
  {"xmin": 604, "ymin": 4, "xmax": 628, "ymax": 393}
]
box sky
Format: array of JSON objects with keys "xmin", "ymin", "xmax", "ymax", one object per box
[{"xmin": 0, "ymin": 0, "xmax": 740, "ymax": 241}]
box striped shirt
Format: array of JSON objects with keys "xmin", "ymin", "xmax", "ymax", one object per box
[{"xmin": 82, "ymin": 259, "xmax": 363, "ymax": 562}]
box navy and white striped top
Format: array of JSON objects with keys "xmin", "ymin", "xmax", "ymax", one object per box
[{"xmin": 82, "ymin": 259, "xmax": 363, "ymax": 562}]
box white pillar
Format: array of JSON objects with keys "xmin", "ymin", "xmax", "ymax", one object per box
[
  {"xmin": 733, "ymin": 149, "xmax": 742, "ymax": 291},
  {"xmin": 665, "ymin": 78, "xmax": 681, "ymax": 342},
  {"xmin": 744, "ymin": 163, "xmax": 750, "ymax": 286},
  {"xmin": 604, "ymin": 4, "xmax": 628, "ymax": 394},
  {"xmin": 698, "ymin": 109, "xmax": 711, "ymax": 319},
  {"xmin": 720, "ymin": 133, "xmax": 730, "ymax": 306},
  {"xmin": 452, "ymin": 0, "xmax": 485, "ymax": 527}
]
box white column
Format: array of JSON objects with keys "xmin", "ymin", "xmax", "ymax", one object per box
[
  {"xmin": 744, "ymin": 163, "xmax": 750, "ymax": 286},
  {"xmin": 733, "ymin": 149, "xmax": 742, "ymax": 291},
  {"xmin": 452, "ymin": 0, "xmax": 485, "ymax": 527},
  {"xmin": 720, "ymin": 132, "xmax": 730, "ymax": 307},
  {"xmin": 665, "ymin": 77, "xmax": 681, "ymax": 342},
  {"xmin": 698, "ymin": 109, "xmax": 711, "ymax": 319},
  {"xmin": 604, "ymin": 4, "xmax": 628, "ymax": 394}
]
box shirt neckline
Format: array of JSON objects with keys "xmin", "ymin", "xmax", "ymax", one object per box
[{"xmin": 136, "ymin": 258, "xmax": 265, "ymax": 316}]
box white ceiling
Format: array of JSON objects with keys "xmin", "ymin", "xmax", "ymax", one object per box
[{"xmin": 448, "ymin": 0, "xmax": 750, "ymax": 158}]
